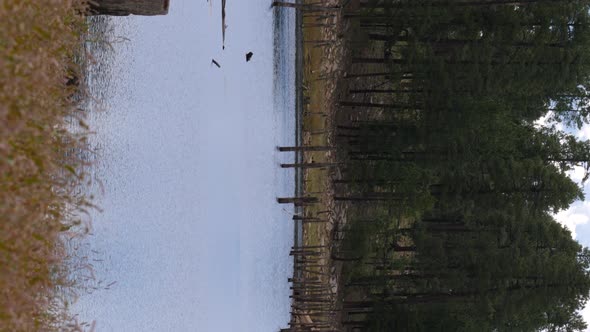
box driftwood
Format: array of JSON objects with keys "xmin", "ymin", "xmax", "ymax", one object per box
[{"xmin": 89, "ymin": 0, "xmax": 169, "ymax": 16}]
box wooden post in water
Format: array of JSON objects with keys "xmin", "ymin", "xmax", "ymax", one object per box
[{"xmin": 89, "ymin": 0, "xmax": 169, "ymax": 16}]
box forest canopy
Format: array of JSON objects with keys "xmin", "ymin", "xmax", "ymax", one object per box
[{"xmin": 333, "ymin": 0, "xmax": 590, "ymax": 330}]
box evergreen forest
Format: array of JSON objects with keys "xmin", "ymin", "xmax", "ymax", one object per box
[{"xmin": 333, "ymin": 1, "xmax": 590, "ymax": 330}]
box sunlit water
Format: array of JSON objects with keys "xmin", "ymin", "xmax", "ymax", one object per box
[{"xmin": 73, "ymin": 1, "xmax": 296, "ymax": 331}]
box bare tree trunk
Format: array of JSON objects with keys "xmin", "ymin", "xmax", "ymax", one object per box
[
  {"xmin": 281, "ymin": 162, "xmax": 340, "ymax": 169},
  {"xmin": 277, "ymin": 146, "xmax": 334, "ymax": 152},
  {"xmin": 277, "ymin": 197, "xmax": 319, "ymax": 204}
]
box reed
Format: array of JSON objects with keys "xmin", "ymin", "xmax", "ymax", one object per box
[{"xmin": 0, "ymin": 0, "xmax": 93, "ymax": 330}]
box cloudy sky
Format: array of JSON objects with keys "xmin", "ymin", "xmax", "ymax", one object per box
[
  {"xmin": 540, "ymin": 118, "xmax": 590, "ymax": 243},
  {"xmin": 537, "ymin": 116, "xmax": 590, "ymax": 327}
]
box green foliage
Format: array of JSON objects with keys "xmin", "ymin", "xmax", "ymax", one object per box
[{"xmin": 337, "ymin": 0, "xmax": 590, "ymax": 330}]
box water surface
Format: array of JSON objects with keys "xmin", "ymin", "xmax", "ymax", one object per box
[{"xmin": 75, "ymin": 2, "xmax": 296, "ymax": 331}]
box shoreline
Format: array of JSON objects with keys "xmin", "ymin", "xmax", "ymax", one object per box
[
  {"xmin": 293, "ymin": 0, "xmax": 304, "ymax": 257},
  {"xmin": 284, "ymin": 0, "xmax": 346, "ymax": 330}
]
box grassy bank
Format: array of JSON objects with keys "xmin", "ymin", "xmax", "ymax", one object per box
[
  {"xmin": 284, "ymin": 0, "xmax": 347, "ymax": 330},
  {"xmin": 0, "ymin": 1, "xmax": 91, "ymax": 330}
]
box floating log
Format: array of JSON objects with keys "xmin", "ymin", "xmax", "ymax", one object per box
[{"xmin": 89, "ymin": 0, "xmax": 169, "ymax": 16}]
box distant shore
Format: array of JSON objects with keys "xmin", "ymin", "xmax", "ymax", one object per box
[{"xmin": 283, "ymin": 0, "xmax": 346, "ymax": 330}]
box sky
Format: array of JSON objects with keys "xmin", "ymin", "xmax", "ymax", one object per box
[
  {"xmin": 536, "ymin": 115, "xmax": 590, "ymax": 245},
  {"xmin": 536, "ymin": 115, "xmax": 590, "ymax": 328}
]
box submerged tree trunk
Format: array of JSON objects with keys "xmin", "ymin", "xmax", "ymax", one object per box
[{"xmin": 89, "ymin": 0, "xmax": 170, "ymax": 16}]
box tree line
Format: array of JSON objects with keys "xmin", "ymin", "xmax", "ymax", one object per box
[{"xmin": 333, "ymin": 0, "xmax": 590, "ymax": 330}]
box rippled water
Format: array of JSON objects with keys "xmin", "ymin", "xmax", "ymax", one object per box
[{"xmin": 74, "ymin": 2, "xmax": 296, "ymax": 331}]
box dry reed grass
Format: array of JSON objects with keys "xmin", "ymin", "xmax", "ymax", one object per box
[{"xmin": 0, "ymin": 0, "xmax": 92, "ymax": 330}]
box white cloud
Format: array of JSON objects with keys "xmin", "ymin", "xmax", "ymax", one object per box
[
  {"xmin": 555, "ymin": 201, "xmax": 590, "ymax": 330},
  {"xmin": 553, "ymin": 177, "xmax": 590, "ymax": 239},
  {"xmin": 554, "ymin": 208, "xmax": 589, "ymax": 239},
  {"xmin": 580, "ymin": 303, "xmax": 590, "ymax": 332},
  {"xmin": 561, "ymin": 126, "xmax": 590, "ymax": 330},
  {"xmin": 577, "ymin": 123, "xmax": 590, "ymax": 140},
  {"xmin": 567, "ymin": 166, "xmax": 587, "ymax": 184},
  {"xmin": 534, "ymin": 111, "xmax": 554, "ymax": 129}
]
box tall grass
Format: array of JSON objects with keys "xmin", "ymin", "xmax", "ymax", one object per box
[{"xmin": 0, "ymin": 0, "xmax": 92, "ymax": 330}]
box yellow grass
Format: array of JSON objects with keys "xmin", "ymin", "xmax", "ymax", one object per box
[
  {"xmin": 293, "ymin": 0, "xmax": 345, "ymax": 328},
  {"xmin": 302, "ymin": 11, "xmax": 330, "ymax": 249},
  {"xmin": 0, "ymin": 1, "xmax": 91, "ymax": 330},
  {"xmin": 300, "ymin": 0, "xmax": 345, "ymax": 261}
]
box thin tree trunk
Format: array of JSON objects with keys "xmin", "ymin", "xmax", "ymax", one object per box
[
  {"xmin": 281, "ymin": 162, "xmax": 340, "ymax": 168},
  {"xmin": 277, "ymin": 197, "xmax": 319, "ymax": 204},
  {"xmin": 277, "ymin": 146, "xmax": 334, "ymax": 152}
]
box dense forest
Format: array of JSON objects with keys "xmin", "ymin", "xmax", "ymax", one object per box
[{"xmin": 332, "ymin": 0, "xmax": 590, "ymax": 330}]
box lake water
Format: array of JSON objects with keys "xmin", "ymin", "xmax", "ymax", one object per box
[{"xmin": 74, "ymin": 1, "xmax": 297, "ymax": 331}]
